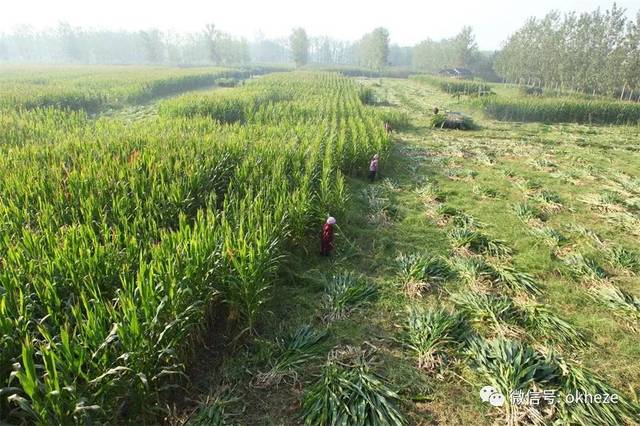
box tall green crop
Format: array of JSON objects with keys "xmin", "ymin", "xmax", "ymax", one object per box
[{"xmin": 0, "ymin": 70, "xmax": 390, "ymax": 423}]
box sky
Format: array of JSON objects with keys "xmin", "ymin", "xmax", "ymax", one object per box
[{"xmin": 1, "ymin": 0, "xmax": 637, "ymax": 50}]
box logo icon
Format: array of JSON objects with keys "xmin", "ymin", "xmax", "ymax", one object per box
[{"xmin": 480, "ymin": 385, "xmax": 505, "ymax": 407}]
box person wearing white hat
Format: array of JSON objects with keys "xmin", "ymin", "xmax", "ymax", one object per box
[
  {"xmin": 369, "ymin": 154, "xmax": 379, "ymax": 182},
  {"xmin": 321, "ymin": 216, "xmax": 336, "ymax": 256}
]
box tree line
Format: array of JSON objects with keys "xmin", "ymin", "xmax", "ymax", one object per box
[
  {"xmin": 0, "ymin": 22, "xmax": 484, "ymax": 73},
  {"xmin": 1, "ymin": 3, "xmax": 639, "ymax": 98},
  {"xmin": 0, "ymin": 23, "xmax": 460, "ymax": 70},
  {"xmin": 0, "ymin": 23, "xmax": 251, "ymax": 65},
  {"xmin": 495, "ymin": 5, "xmax": 640, "ymax": 98}
]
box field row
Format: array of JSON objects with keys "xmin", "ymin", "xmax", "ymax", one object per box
[
  {"xmin": 411, "ymin": 75, "xmax": 640, "ymax": 125},
  {"xmin": 0, "ymin": 66, "xmax": 280, "ymax": 112},
  {"xmin": 0, "ymin": 72, "xmax": 388, "ymax": 423}
]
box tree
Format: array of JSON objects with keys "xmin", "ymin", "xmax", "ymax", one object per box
[
  {"xmin": 58, "ymin": 22, "xmax": 85, "ymax": 62},
  {"xmin": 203, "ymin": 23, "xmax": 220, "ymax": 63},
  {"xmin": 452, "ymin": 26, "xmax": 478, "ymax": 67},
  {"xmin": 359, "ymin": 27, "xmax": 390, "ymax": 70},
  {"xmin": 494, "ymin": 5, "xmax": 640, "ymax": 97},
  {"xmin": 412, "ymin": 27, "xmax": 480, "ymax": 73},
  {"xmin": 290, "ymin": 28, "xmax": 309, "ymax": 67},
  {"xmin": 0, "ymin": 39, "xmax": 8, "ymax": 62},
  {"xmin": 140, "ymin": 30, "xmax": 164, "ymax": 63}
]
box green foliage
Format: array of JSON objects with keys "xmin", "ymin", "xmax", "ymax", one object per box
[
  {"xmin": 589, "ymin": 284, "xmax": 640, "ymax": 324},
  {"xmin": 300, "ymin": 353, "xmax": 405, "ymax": 425},
  {"xmin": 189, "ymin": 392, "xmax": 239, "ymax": 426},
  {"xmin": 0, "ymin": 67, "xmax": 274, "ymax": 112},
  {"xmin": 0, "ymin": 71, "xmax": 390, "ymax": 423},
  {"xmin": 430, "ymin": 112, "xmax": 477, "ymax": 130},
  {"xmin": 466, "ymin": 339, "xmax": 640, "ymax": 424},
  {"xmin": 487, "ymin": 263, "xmax": 541, "ymax": 296},
  {"xmin": 412, "ymin": 75, "xmax": 491, "ymax": 95},
  {"xmin": 512, "ymin": 202, "xmax": 545, "ymax": 222},
  {"xmin": 550, "ymin": 353, "xmax": 640, "ymax": 424},
  {"xmin": 379, "ymin": 110, "xmax": 411, "ymax": 130},
  {"xmin": 254, "ymin": 325, "xmax": 328, "ymax": 387},
  {"xmin": 562, "ymin": 253, "xmax": 608, "ymax": 281},
  {"xmin": 323, "ymin": 272, "xmax": 378, "ymax": 321},
  {"xmin": 495, "ymin": 5, "xmax": 640, "ymax": 99},
  {"xmin": 290, "ymin": 28, "xmax": 310, "ymax": 67},
  {"xmin": 478, "ymin": 96, "xmax": 640, "ymax": 125},
  {"xmin": 517, "ymin": 304, "xmax": 585, "ymax": 348},
  {"xmin": 395, "ymin": 253, "xmax": 453, "ymax": 285},
  {"xmin": 448, "ymin": 227, "xmax": 512, "ymax": 257},
  {"xmin": 397, "ymin": 307, "xmax": 468, "ymax": 371},
  {"xmin": 358, "ymin": 28, "xmax": 390, "ymax": 70},
  {"xmin": 607, "ymin": 246, "xmax": 640, "ymax": 274}
]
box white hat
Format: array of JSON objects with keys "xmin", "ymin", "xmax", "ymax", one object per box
[{"xmin": 327, "ymin": 217, "xmax": 336, "ymax": 225}]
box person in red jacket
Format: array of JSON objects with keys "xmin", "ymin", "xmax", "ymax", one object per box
[{"xmin": 320, "ymin": 216, "xmax": 336, "ymax": 256}]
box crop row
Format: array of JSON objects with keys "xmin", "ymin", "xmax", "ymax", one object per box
[
  {"xmin": 477, "ymin": 96, "xmax": 640, "ymax": 125},
  {"xmin": 0, "ymin": 66, "xmax": 280, "ymax": 112},
  {"xmin": 0, "ymin": 72, "xmax": 389, "ymax": 423}
]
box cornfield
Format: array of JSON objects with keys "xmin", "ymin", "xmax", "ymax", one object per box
[
  {"xmin": 0, "ymin": 66, "xmax": 279, "ymax": 112},
  {"xmin": 477, "ymin": 96, "xmax": 640, "ymax": 124},
  {"xmin": 0, "ymin": 71, "xmax": 389, "ymax": 423},
  {"xmin": 411, "ymin": 75, "xmax": 493, "ymax": 96}
]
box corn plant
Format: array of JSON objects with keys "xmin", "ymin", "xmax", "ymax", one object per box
[
  {"xmin": 448, "ymin": 227, "xmax": 512, "ymax": 257},
  {"xmin": 527, "ymin": 226, "xmax": 568, "ymax": 248},
  {"xmin": 517, "ymin": 304, "xmax": 585, "ymax": 348},
  {"xmin": 589, "ymin": 284, "xmax": 640, "ymax": 325},
  {"xmin": 300, "ymin": 353, "xmax": 405, "ymax": 426},
  {"xmin": 606, "ymin": 246, "xmax": 640, "ymax": 274},
  {"xmin": 0, "ymin": 71, "xmax": 392, "ymax": 423},
  {"xmin": 323, "ymin": 272, "xmax": 378, "ymax": 321},
  {"xmin": 487, "ymin": 262, "xmax": 541, "ymax": 296},
  {"xmin": 448, "ymin": 256, "xmax": 493, "ymax": 285},
  {"xmin": 562, "ymin": 253, "xmax": 608, "ymax": 282},
  {"xmin": 451, "ymin": 293, "xmax": 519, "ymax": 333},
  {"xmin": 549, "ymin": 352, "xmax": 640, "ymax": 424},
  {"xmin": 395, "ymin": 253, "xmax": 453, "ymax": 285},
  {"xmin": 188, "ymin": 390, "xmax": 240, "ymax": 426},
  {"xmin": 465, "ymin": 338, "xmax": 560, "ymax": 425},
  {"xmin": 254, "ymin": 325, "xmax": 328, "ymax": 388},
  {"xmin": 477, "ymin": 96, "xmax": 640, "ymax": 125},
  {"xmin": 412, "ymin": 75, "xmax": 492, "ymax": 95},
  {"xmin": 396, "ymin": 307, "xmax": 468, "ymax": 371}
]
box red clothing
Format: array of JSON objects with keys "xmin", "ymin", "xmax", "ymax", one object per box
[
  {"xmin": 321, "ymin": 223, "xmax": 334, "ymax": 255},
  {"xmin": 370, "ymin": 158, "xmax": 379, "ymax": 172}
]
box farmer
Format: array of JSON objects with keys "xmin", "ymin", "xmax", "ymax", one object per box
[
  {"xmin": 368, "ymin": 154, "xmax": 379, "ymax": 182},
  {"xmin": 384, "ymin": 122, "xmax": 392, "ymax": 134},
  {"xmin": 320, "ymin": 217, "xmax": 336, "ymax": 256},
  {"xmin": 433, "ymin": 106, "xmax": 439, "ymax": 115}
]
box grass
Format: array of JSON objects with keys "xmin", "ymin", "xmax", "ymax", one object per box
[{"xmin": 2, "ymin": 68, "xmax": 640, "ymax": 425}]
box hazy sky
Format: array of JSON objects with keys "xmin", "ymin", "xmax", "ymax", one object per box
[{"xmin": 1, "ymin": 0, "xmax": 637, "ymax": 49}]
